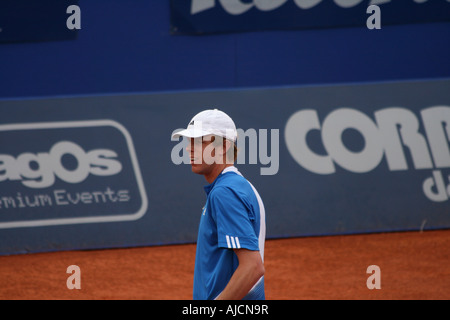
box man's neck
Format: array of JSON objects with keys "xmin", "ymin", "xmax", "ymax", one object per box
[{"xmin": 204, "ymin": 163, "xmax": 233, "ymax": 184}]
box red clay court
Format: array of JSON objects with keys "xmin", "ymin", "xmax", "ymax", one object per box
[{"xmin": 0, "ymin": 229, "xmax": 448, "ymax": 300}]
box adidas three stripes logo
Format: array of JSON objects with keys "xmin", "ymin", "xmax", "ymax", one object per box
[{"xmin": 225, "ymin": 235, "xmax": 241, "ymax": 249}]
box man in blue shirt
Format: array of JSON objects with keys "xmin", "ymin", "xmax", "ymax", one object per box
[{"xmin": 172, "ymin": 109, "xmax": 266, "ymax": 300}]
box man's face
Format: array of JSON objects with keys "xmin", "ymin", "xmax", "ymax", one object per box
[{"xmin": 186, "ymin": 136, "xmax": 216, "ymax": 176}]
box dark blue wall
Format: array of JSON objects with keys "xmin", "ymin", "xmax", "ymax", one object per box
[
  {"xmin": 0, "ymin": 0, "xmax": 449, "ymax": 99},
  {"xmin": 1, "ymin": 80, "xmax": 449, "ymax": 255}
]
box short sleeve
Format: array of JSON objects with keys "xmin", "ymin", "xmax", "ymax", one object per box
[{"xmin": 209, "ymin": 186, "xmax": 259, "ymax": 251}]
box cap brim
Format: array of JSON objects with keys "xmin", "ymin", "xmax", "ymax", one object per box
[{"xmin": 171, "ymin": 128, "xmax": 212, "ymax": 140}]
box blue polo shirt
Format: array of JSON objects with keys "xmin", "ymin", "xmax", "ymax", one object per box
[{"xmin": 193, "ymin": 166, "xmax": 266, "ymax": 300}]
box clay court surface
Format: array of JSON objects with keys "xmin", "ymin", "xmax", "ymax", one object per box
[{"xmin": 0, "ymin": 229, "xmax": 449, "ymax": 300}]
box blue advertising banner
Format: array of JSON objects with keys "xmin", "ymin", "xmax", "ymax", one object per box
[
  {"xmin": 0, "ymin": 120, "xmax": 146, "ymax": 229},
  {"xmin": 170, "ymin": 0, "xmax": 450, "ymax": 34},
  {"xmin": 0, "ymin": 79, "xmax": 449, "ymax": 255}
]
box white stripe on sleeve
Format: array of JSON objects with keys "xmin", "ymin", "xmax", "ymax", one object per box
[
  {"xmin": 230, "ymin": 236, "xmax": 236, "ymax": 248},
  {"xmin": 235, "ymin": 237, "xmax": 241, "ymax": 249},
  {"xmin": 226, "ymin": 235, "xmax": 231, "ymax": 248}
]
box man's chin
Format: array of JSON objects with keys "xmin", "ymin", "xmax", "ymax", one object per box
[{"xmin": 190, "ymin": 163, "xmax": 203, "ymax": 174}]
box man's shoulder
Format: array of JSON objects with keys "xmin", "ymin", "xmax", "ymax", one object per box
[
  {"xmin": 209, "ymin": 173, "xmax": 254, "ymax": 201},
  {"xmin": 215, "ymin": 172, "xmax": 250, "ymax": 191}
]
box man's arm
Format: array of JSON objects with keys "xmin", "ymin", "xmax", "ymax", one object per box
[{"xmin": 215, "ymin": 249, "xmax": 265, "ymax": 300}]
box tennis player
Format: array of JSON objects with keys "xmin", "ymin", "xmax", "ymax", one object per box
[{"xmin": 172, "ymin": 109, "xmax": 266, "ymax": 300}]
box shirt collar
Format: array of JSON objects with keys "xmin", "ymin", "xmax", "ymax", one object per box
[{"xmin": 203, "ymin": 166, "xmax": 239, "ymax": 196}]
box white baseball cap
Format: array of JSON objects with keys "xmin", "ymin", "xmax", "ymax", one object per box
[{"xmin": 172, "ymin": 109, "xmax": 237, "ymax": 142}]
